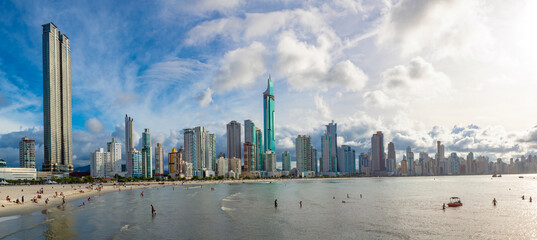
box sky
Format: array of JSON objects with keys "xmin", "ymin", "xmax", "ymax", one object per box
[{"xmin": 1, "ymin": 0, "xmax": 537, "ymax": 169}]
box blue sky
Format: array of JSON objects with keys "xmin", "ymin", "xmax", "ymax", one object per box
[{"xmin": 1, "ymin": 0, "xmax": 537, "ymax": 169}]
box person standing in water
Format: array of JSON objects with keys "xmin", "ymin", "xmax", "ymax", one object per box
[
  {"xmin": 151, "ymin": 204, "xmax": 156, "ymax": 215},
  {"xmin": 493, "ymin": 198, "xmax": 497, "ymax": 206},
  {"xmin": 442, "ymin": 203, "xmax": 445, "ymax": 210},
  {"xmin": 274, "ymin": 199, "xmax": 278, "ymax": 208},
  {"xmin": 141, "ymin": 192, "xmax": 144, "ymax": 197},
  {"xmin": 299, "ymin": 201, "xmax": 302, "ymax": 208}
]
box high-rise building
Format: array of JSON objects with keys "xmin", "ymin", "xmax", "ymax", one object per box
[
  {"xmin": 311, "ymin": 147, "xmax": 317, "ymax": 173},
  {"xmin": 371, "ymin": 131, "xmax": 385, "ymax": 174},
  {"xmin": 436, "ymin": 141, "xmax": 445, "ymax": 175},
  {"xmin": 90, "ymin": 148, "xmax": 110, "ymax": 178},
  {"xmin": 125, "ymin": 115, "xmax": 134, "ymax": 176},
  {"xmin": 217, "ymin": 156, "xmax": 228, "ymax": 177},
  {"xmin": 142, "ymin": 129, "xmax": 152, "ymax": 178},
  {"xmin": 243, "ymin": 142, "xmax": 256, "ymax": 172},
  {"xmin": 244, "ymin": 120, "xmax": 256, "ymax": 143},
  {"xmin": 263, "ymin": 76, "xmax": 275, "ymax": 153},
  {"xmin": 19, "ymin": 137, "xmax": 35, "ymax": 168},
  {"xmin": 282, "ymin": 151, "xmax": 291, "ymax": 172},
  {"xmin": 194, "ymin": 126, "xmax": 207, "ymax": 171},
  {"xmin": 183, "ymin": 129, "xmax": 197, "ymax": 169},
  {"xmin": 255, "ymin": 128, "xmax": 263, "ymax": 171},
  {"xmin": 106, "ymin": 138, "xmax": 121, "ymax": 175},
  {"xmin": 263, "ymin": 151, "xmax": 277, "ymax": 173},
  {"xmin": 206, "ymin": 133, "xmax": 216, "ymax": 171},
  {"xmin": 228, "ymin": 157, "xmax": 241, "ymax": 177},
  {"xmin": 341, "ymin": 145, "xmax": 356, "ymax": 174},
  {"xmin": 406, "ymin": 146, "xmax": 414, "ymax": 175},
  {"xmin": 467, "ymin": 152, "xmax": 474, "ymax": 174},
  {"xmin": 296, "ymin": 135, "xmax": 312, "ymax": 172},
  {"xmin": 131, "ymin": 149, "xmax": 143, "ymax": 177},
  {"xmin": 227, "ymin": 121, "xmax": 241, "ymax": 160},
  {"xmin": 387, "ymin": 142, "xmax": 396, "ymax": 173},
  {"xmin": 168, "ymin": 147, "xmax": 182, "ymax": 175},
  {"xmin": 321, "ymin": 121, "xmax": 338, "ymax": 172},
  {"xmin": 155, "ymin": 143, "xmax": 164, "ymax": 175},
  {"xmin": 42, "ymin": 23, "xmax": 73, "ymax": 173}
]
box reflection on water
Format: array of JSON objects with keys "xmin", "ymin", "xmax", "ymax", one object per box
[
  {"xmin": 2, "ymin": 175, "xmax": 537, "ymax": 239},
  {"xmin": 43, "ymin": 205, "xmax": 78, "ymax": 240}
]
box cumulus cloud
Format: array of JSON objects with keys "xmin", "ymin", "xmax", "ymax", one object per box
[
  {"xmin": 213, "ymin": 42, "xmax": 267, "ymax": 92},
  {"xmin": 85, "ymin": 118, "xmax": 105, "ymax": 134},
  {"xmin": 376, "ymin": 0, "xmax": 492, "ymax": 58},
  {"xmin": 314, "ymin": 95, "xmax": 332, "ymax": 120},
  {"xmin": 197, "ymin": 88, "xmax": 213, "ymax": 107}
]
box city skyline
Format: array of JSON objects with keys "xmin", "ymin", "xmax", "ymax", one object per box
[{"xmin": 1, "ymin": 1, "xmax": 537, "ymax": 169}]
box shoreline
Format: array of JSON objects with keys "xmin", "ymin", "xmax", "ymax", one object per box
[{"xmin": 1, "ymin": 174, "xmax": 533, "ymax": 218}]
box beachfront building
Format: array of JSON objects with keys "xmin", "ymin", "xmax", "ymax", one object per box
[
  {"xmin": 90, "ymin": 148, "xmax": 111, "ymax": 178},
  {"xmin": 142, "ymin": 129, "xmax": 152, "ymax": 178},
  {"xmin": 244, "ymin": 142, "xmax": 256, "ymax": 172},
  {"xmin": 337, "ymin": 145, "xmax": 355, "ymax": 175},
  {"xmin": 131, "ymin": 149, "xmax": 143, "ymax": 178},
  {"xmin": 386, "ymin": 142, "xmax": 396, "ymax": 173},
  {"xmin": 217, "ymin": 156, "xmax": 228, "ymax": 177},
  {"xmin": 227, "ymin": 121, "xmax": 241, "ymax": 160},
  {"xmin": 106, "ymin": 137, "xmax": 121, "ymax": 176},
  {"xmin": 320, "ymin": 121, "xmax": 338, "ymax": 175},
  {"xmin": 184, "ymin": 127, "xmax": 217, "ymax": 177},
  {"xmin": 206, "ymin": 133, "xmax": 216, "ymax": 172},
  {"xmin": 168, "ymin": 147, "xmax": 182, "ymax": 175},
  {"xmin": 228, "ymin": 157, "xmax": 241, "ymax": 178},
  {"xmin": 255, "ymin": 128, "xmax": 263, "ymax": 171},
  {"xmin": 263, "ymin": 76, "xmax": 275, "ymax": 154},
  {"xmin": 282, "ymin": 151, "xmax": 291, "ymax": 172},
  {"xmin": 263, "ymin": 151, "xmax": 277, "ymax": 176},
  {"xmin": 296, "ymin": 135, "xmax": 313, "ymax": 172},
  {"xmin": 42, "ymin": 23, "xmax": 73, "ymax": 173},
  {"xmin": 155, "ymin": 143, "xmax": 164, "ymax": 175},
  {"xmin": 0, "ymin": 159, "xmax": 37, "ymax": 180},
  {"xmin": 371, "ymin": 131, "xmax": 385, "ymax": 176},
  {"xmin": 125, "ymin": 115, "xmax": 134, "ymax": 176},
  {"xmin": 19, "ymin": 137, "xmax": 35, "ymax": 168}
]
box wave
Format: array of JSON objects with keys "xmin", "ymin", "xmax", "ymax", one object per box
[
  {"xmin": 0, "ymin": 215, "xmax": 21, "ymax": 223},
  {"xmin": 120, "ymin": 224, "xmax": 130, "ymax": 232},
  {"xmin": 221, "ymin": 206, "xmax": 234, "ymax": 211}
]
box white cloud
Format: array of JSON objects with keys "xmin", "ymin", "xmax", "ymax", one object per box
[
  {"xmin": 85, "ymin": 118, "xmax": 104, "ymax": 134},
  {"xmin": 326, "ymin": 60, "xmax": 368, "ymax": 91},
  {"xmin": 213, "ymin": 42, "xmax": 267, "ymax": 92},
  {"xmin": 376, "ymin": 0, "xmax": 492, "ymax": 58},
  {"xmin": 197, "ymin": 88, "xmax": 213, "ymax": 107},
  {"xmin": 314, "ymin": 95, "xmax": 332, "ymax": 120}
]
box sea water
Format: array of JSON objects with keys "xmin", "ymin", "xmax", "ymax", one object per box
[{"xmin": 1, "ymin": 175, "xmax": 537, "ymax": 239}]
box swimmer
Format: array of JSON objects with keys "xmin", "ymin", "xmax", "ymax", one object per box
[
  {"xmin": 141, "ymin": 192, "xmax": 144, "ymax": 197},
  {"xmin": 299, "ymin": 201, "xmax": 302, "ymax": 208},
  {"xmin": 151, "ymin": 204, "xmax": 156, "ymax": 215},
  {"xmin": 493, "ymin": 198, "xmax": 497, "ymax": 206},
  {"xmin": 347, "ymin": 194, "xmax": 350, "ymax": 198},
  {"xmin": 274, "ymin": 199, "xmax": 278, "ymax": 208}
]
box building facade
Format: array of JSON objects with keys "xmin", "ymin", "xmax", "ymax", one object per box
[
  {"xmin": 19, "ymin": 137, "xmax": 35, "ymax": 168},
  {"xmin": 244, "ymin": 142, "xmax": 256, "ymax": 172},
  {"xmin": 125, "ymin": 115, "xmax": 134, "ymax": 176},
  {"xmin": 42, "ymin": 22, "xmax": 73, "ymax": 172},
  {"xmin": 263, "ymin": 76, "xmax": 275, "ymax": 153},
  {"xmin": 282, "ymin": 151, "xmax": 291, "ymax": 172},
  {"xmin": 227, "ymin": 120, "xmax": 241, "ymax": 160},
  {"xmin": 142, "ymin": 128, "xmax": 152, "ymax": 178},
  {"xmin": 106, "ymin": 138, "xmax": 121, "ymax": 176},
  {"xmin": 90, "ymin": 148, "xmax": 111, "ymax": 178},
  {"xmin": 371, "ymin": 131, "xmax": 385, "ymax": 174},
  {"xmin": 296, "ymin": 135, "xmax": 313, "ymax": 172},
  {"xmin": 155, "ymin": 143, "xmax": 164, "ymax": 175}
]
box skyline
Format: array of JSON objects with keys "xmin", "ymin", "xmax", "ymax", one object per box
[{"xmin": 1, "ymin": 1, "xmax": 537, "ymax": 168}]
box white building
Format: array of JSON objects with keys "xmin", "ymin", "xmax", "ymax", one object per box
[
  {"xmin": 90, "ymin": 148, "xmax": 111, "ymax": 178},
  {"xmin": 155, "ymin": 143, "xmax": 164, "ymax": 175},
  {"xmin": 107, "ymin": 138, "xmax": 121, "ymax": 176},
  {"xmin": 263, "ymin": 151, "xmax": 277, "ymax": 173},
  {"xmin": 0, "ymin": 160, "xmax": 37, "ymax": 180},
  {"xmin": 217, "ymin": 157, "xmax": 228, "ymax": 177},
  {"xmin": 228, "ymin": 157, "xmax": 241, "ymax": 177}
]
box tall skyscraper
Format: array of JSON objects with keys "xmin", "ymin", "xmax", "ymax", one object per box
[
  {"xmin": 338, "ymin": 145, "xmax": 355, "ymax": 174},
  {"xmin": 387, "ymin": 142, "xmax": 396, "ymax": 173},
  {"xmin": 194, "ymin": 126, "xmax": 207, "ymax": 171},
  {"xmin": 263, "ymin": 151, "xmax": 277, "ymax": 173},
  {"xmin": 282, "ymin": 151, "xmax": 291, "ymax": 172},
  {"xmin": 466, "ymin": 152, "xmax": 474, "ymax": 174},
  {"xmin": 321, "ymin": 121, "xmax": 338, "ymax": 172},
  {"xmin": 206, "ymin": 133, "xmax": 216, "ymax": 171},
  {"xmin": 255, "ymin": 128, "xmax": 263, "ymax": 171},
  {"xmin": 406, "ymin": 146, "xmax": 414, "ymax": 175},
  {"xmin": 371, "ymin": 131, "xmax": 385, "ymax": 173},
  {"xmin": 227, "ymin": 121, "xmax": 242, "ymax": 160},
  {"xmin": 42, "ymin": 23, "xmax": 73, "ymax": 172},
  {"xmin": 296, "ymin": 135, "xmax": 312, "ymax": 172},
  {"xmin": 263, "ymin": 76, "xmax": 275, "ymax": 153},
  {"xmin": 142, "ymin": 128, "xmax": 152, "ymax": 178},
  {"xmin": 90, "ymin": 148, "xmax": 110, "ymax": 178},
  {"xmin": 106, "ymin": 138, "xmax": 121, "ymax": 175},
  {"xmin": 19, "ymin": 137, "xmax": 36, "ymax": 168},
  {"xmin": 125, "ymin": 115, "xmax": 134, "ymax": 176},
  {"xmin": 168, "ymin": 147, "xmax": 183, "ymax": 176},
  {"xmin": 244, "ymin": 120, "xmax": 256, "ymax": 143},
  {"xmin": 183, "ymin": 129, "xmax": 196, "ymax": 169},
  {"xmin": 436, "ymin": 141, "xmax": 445, "ymax": 175},
  {"xmin": 131, "ymin": 149, "xmax": 143, "ymax": 177},
  {"xmin": 311, "ymin": 147, "xmax": 317, "ymax": 173},
  {"xmin": 244, "ymin": 142, "xmax": 256, "ymax": 172},
  {"xmin": 155, "ymin": 143, "xmax": 164, "ymax": 175}
]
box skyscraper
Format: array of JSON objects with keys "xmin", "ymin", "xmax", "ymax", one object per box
[
  {"xmin": 206, "ymin": 133, "xmax": 216, "ymax": 171},
  {"xmin": 263, "ymin": 76, "xmax": 275, "ymax": 153},
  {"xmin": 131, "ymin": 149, "xmax": 143, "ymax": 178},
  {"xmin": 406, "ymin": 146, "xmax": 414, "ymax": 175},
  {"xmin": 183, "ymin": 129, "xmax": 196, "ymax": 169},
  {"xmin": 321, "ymin": 121, "xmax": 338, "ymax": 172},
  {"xmin": 467, "ymin": 152, "xmax": 474, "ymax": 174},
  {"xmin": 244, "ymin": 142, "xmax": 256, "ymax": 172},
  {"xmin": 387, "ymin": 142, "xmax": 396, "ymax": 173},
  {"xmin": 371, "ymin": 131, "xmax": 385, "ymax": 174},
  {"xmin": 296, "ymin": 135, "xmax": 312, "ymax": 172},
  {"xmin": 106, "ymin": 138, "xmax": 121, "ymax": 175},
  {"xmin": 227, "ymin": 121, "xmax": 241, "ymax": 160},
  {"xmin": 168, "ymin": 147, "xmax": 183, "ymax": 176},
  {"xmin": 142, "ymin": 128, "xmax": 152, "ymax": 178},
  {"xmin": 42, "ymin": 23, "xmax": 73, "ymax": 172},
  {"xmin": 311, "ymin": 147, "xmax": 317, "ymax": 173},
  {"xmin": 338, "ymin": 145, "xmax": 355, "ymax": 174},
  {"xmin": 282, "ymin": 151, "xmax": 291, "ymax": 172},
  {"xmin": 255, "ymin": 128, "xmax": 263, "ymax": 171},
  {"xmin": 125, "ymin": 115, "xmax": 134, "ymax": 176},
  {"xmin": 194, "ymin": 126, "xmax": 207, "ymax": 171},
  {"xmin": 90, "ymin": 148, "xmax": 110, "ymax": 178},
  {"xmin": 19, "ymin": 137, "xmax": 35, "ymax": 168},
  {"xmin": 155, "ymin": 143, "xmax": 164, "ymax": 175},
  {"xmin": 436, "ymin": 141, "xmax": 445, "ymax": 175}
]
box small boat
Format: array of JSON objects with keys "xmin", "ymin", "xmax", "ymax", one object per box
[
  {"xmin": 498, "ymin": 174, "xmax": 502, "ymax": 177},
  {"xmin": 447, "ymin": 197, "xmax": 463, "ymax": 207},
  {"xmin": 519, "ymin": 176, "xmax": 524, "ymax": 178}
]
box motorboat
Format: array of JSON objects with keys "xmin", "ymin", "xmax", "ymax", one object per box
[
  {"xmin": 447, "ymin": 197, "xmax": 463, "ymax": 207},
  {"xmin": 519, "ymin": 176, "xmax": 524, "ymax": 178}
]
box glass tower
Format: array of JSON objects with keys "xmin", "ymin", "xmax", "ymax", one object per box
[
  {"xmin": 42, "ymin": 22, "xmax": 73, "ymax": 172},
  {"xmin": 263, "ymin": 76, "xmax": 275, "ymax": 154},
  {"xmin": 142, "ymin": 128, "xmax": 152, "ymax": 178}
]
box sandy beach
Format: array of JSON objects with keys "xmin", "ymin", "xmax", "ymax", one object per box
[{"xmin": 0, "ymin": 178, "xmax": 333, "ymax": 218}]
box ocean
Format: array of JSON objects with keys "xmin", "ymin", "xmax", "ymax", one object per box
[{"xmin": 1, "ymin": 175, "xmax": 537, "ymax": 239}]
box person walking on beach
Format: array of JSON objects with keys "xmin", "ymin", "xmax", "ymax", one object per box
[
  {"xmin": 493, "ymin": 198, "xmax": 497, "ymax": 206},
  {"xmin": 274, "ymin": 199, "xmax": 278, "ymax": 208},
  {"xmin": 21, "ymin": 195, "xmax": 24, "ymax": 204},
  {"xmin": 45, "ymin": 198, "xmax": 49, "ymax": 206}
]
